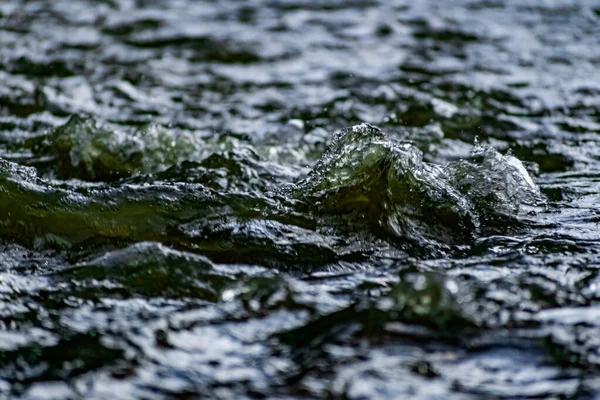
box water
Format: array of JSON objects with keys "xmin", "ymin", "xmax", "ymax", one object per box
[{"xmin": 1, "ymin": 0, "xmax": 600, "ymax": 398}]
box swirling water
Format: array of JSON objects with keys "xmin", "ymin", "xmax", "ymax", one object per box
[{"xmin": 1, "ymin": 0, "xmax": 600, "ymax": 398}]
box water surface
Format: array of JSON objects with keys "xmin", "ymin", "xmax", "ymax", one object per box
[{"xmin": 1, "ymin": 0, "xmax": 600, "ymax": 398}]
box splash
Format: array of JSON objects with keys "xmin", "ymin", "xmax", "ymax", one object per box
[{"xmin": 294, "ymin": 124, "xmax": 544, "ymax": 247}]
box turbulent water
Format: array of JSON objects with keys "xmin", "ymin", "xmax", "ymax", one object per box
[{"xmin": 1, "ymin": 0, "xmax": 600, "ymax": 398}]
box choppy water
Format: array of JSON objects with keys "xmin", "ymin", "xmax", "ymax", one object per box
[{"xmin": 1, "ymin": 0, "xmax": 600, "ymax": 398}]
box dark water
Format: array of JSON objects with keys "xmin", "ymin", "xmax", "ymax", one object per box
[{"xmin": 1, "ymin": 0, "xmax": 600, "ymax": 398}]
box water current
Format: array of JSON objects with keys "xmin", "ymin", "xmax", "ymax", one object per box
[{"xmin": 1, "ymin": 0, "xmax": 600, "ymax": 398}]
